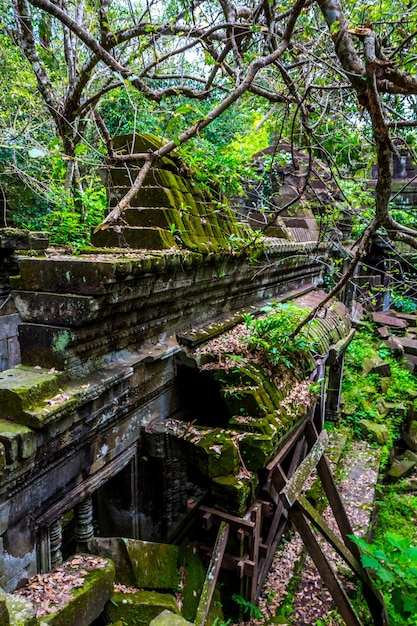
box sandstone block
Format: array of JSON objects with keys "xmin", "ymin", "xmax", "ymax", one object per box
[{"xmin": 358, "ymin": 419, "xmax": 390, "ymax": 445}]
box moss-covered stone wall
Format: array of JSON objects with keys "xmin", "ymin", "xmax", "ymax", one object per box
[{"xmin": 92, "ymin": 133, "xmax": 254, "ymax": 254}]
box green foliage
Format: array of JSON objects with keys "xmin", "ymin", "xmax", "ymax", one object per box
[
  {"xmin": 243, "ymin": 302, "xmax": 318, "ymax": 369},
  {"xmin": 231, "ymin": 594, "xmax": 263, "ymax": 620},
  {"xmin": 391, "ymin": 292, "xmax": 417, "ymax": 314},
  {"xmin": 351, "ymin": 533, "xmax": 417, "ymax": 624},
  {"xmin": 341, "ymin": 330, "xmax": 417, "ymax": 445}
]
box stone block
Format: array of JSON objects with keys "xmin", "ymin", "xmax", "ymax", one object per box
[
  {"xmin": 91, "ymin": 227, "xmax": 178, "ymax": 251},
  {"xmin": 7, "ymin": 337, "xmax": 20, "ymax": 369},
  {"xmin": 390, "ymin": 336, "xmax": 417, "ymax": 356},
  {"xmin": 105, "ymin": 590, "xmax": 179, "ymax": 626},
  {"xmin": 387, "ymin": 450, "xmax": 417, "ymax": 482},
  {"xmin": 403, "ymin": 420, "xmax": 417, "ymax": 452},
  {"xmin": 0, "ymin": 366, "xmax": 62, "ymax": 422},
  {"xmin": 150, "ymin": 610, "xmax": 192, "ymax": 626},
  {"xmin": 212, "ymin": 473, "xmax": 257, "ymax": 516},
  {"xmin": 0, "ymin": 420, "xmax": 36, "ymax": 463},
  {"xmin": 372, "ymin": 312, "xmax": 408, "ymax": 328},
  {"xmin": 124, "ymin": 539, "xmax": 180, "ymax": 590},
  {"xmin": 0, "ymin": 314, "xmax": 20, "ymax": 342},
  {"xmin": 33, "ymin": 557, "xmax": 115, "ymax": 626},
  {"xmin": 394, "ymin": 311, "xmax": 417, "ymax": 326},
  {"xmin": 358, "ymin": 419, "xmax": 390, "ymax": 445},
  {"xmin": 382, "ymin": 338, "xmax": 404, "ymax": 356},
  {"xmin": 186, "ymin": 429, "xmax": 239, "ymax": 479},
  {"xmin": 377, "ymin": 326, "xmax": 390, "ymax": 339}
]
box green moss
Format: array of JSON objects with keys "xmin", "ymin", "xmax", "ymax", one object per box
[
  {"xmin": 212, "ymin": 473, "xmax": 257, "ymax": 516},
  {"xmin": 239, "ymin": 432, "xmax": 276, "ymax": 471},
  {"xmin": 106, "ymin": 590, "xmax": 179, "ymax": 626},
  {"xmin": 185, "ymin": 429, "xmax": 239, "ymax": 478},
  {"xmin": 39, "ymin": 559, "xmax": 115, "ymax": 626},
  {"xmin": 0, "ymin": 366, "xmax": 62, "ymax": 420},
  {"xmin": 124, "ymin": 540, "xmax": 180, "ymax": 590},
  {"xmin": 177, "ymin": 546, "xmax": 206, "ymax": 622}
]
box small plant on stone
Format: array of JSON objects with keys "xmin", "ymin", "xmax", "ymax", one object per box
[
  {"xmin": 231, "ymin": 593, "xmax": 263, "ymax": 620},
  {"xmin": 243, "ymin": 302, "xmax": 319, "ymax": 370}
]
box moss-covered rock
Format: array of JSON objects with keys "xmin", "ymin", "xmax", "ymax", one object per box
[
  {"xmin": 105, "ymin": 590, "xmax": 179, "ymax": 626},
  {"xmin": 149, "ymin": 610, "xmax": 192, "ymax": 626},
  {"xmin": 185, "ymin": 429, "xmax": 239, "ymax": 478},
  {"xmin": 358, "ymin": 419, "xmax": 390, "ymax": 445},
  {"xmin": 387, "ymin": 450, "xmax": 417, "ymax": 482},
  {"xmin": 0, "ymin": 366, "xmax": 62, "ymax": 425},
  {"xmin": 38, "ymin": 558, "xmax": 115, "ymax": 626},
  {"xmin": 211, "ymin": 473, "xmax": 257, "ymax": 516},
  {"xmin": 124, "ymin": 540, "xmax": 180, "ymax": 590}
]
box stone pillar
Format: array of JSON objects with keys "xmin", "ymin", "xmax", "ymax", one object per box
[
  {"xmin": 74, "ymin": 496, "xmax": 94, "ymax": 552},
  {"xmin": 49, "ymin": 519, "xmax": 63, "ymax": 569}
]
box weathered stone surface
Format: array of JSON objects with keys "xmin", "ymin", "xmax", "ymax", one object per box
[
  {"xmin": 389, "ymin": 336, "xmax": 417, "ymax": 356},
  {"xmin": 387, "ymin": 450, "xmax": 417, "ymax": 482},
  {"xmin": 13, "ymin": 292, "xmax": 103, "ymax": 327},
  {"xmin": 372, "ymin": 312, "xmax": 408, "ymax": 328},
  {"xmin": 0, "ymin": 229, "xmax": 48, "ymax": 251},
  {"xmin": 185, "ymin": 430, "xmax": 239, "ymax": 479},
  {"xmin": 212, "ymin": 473, "xmax": 257, "ymax": 516},
  {"xmin": 124, "ymin": 540, "xmax": 180, "ymax": 590},
  {"xmin": 394, "ymin": 311, "xmax": 417, "ymax": 326},
  {"xmin": 37, "ymin": 558, "xmax": 115, "ymax": 626},
  {"xmin": 382, "ymin": 338, "xmax": 405, "ymax": 356},
  {"xmin": 403, "ymin": 420, "xmax": 417, "ymax": 452},
  {"xmin": 92, "ymin": 227, "xmax": 178, "ymax": 251},
  {"xmin": 358, "ymin": 419, "xmax": 390, "ymax": 445},
  {"xmin": 105, "ymin": 590, "xmax": 179, "ymax": 626},
  {"xmin": 0, "ymin": 592, "xmax": 36, "ymax": 625},
  {"xmin": 376, "ymin": 326, "xmax": 390, "ymax": 339},
  {"xmin": 371, "ymin": 361, "xmax": 391, "ymax": 378},
  {"xmin": 0, "ymin": 420, "xmax": 35, "ymax": 463},
  {"xmin": 0, "ymin": 366, "xmax": 61, "ymax": 423},
  {"xmin": 149, "ymin": 610, "xmax": 192, "ymax": 626}
]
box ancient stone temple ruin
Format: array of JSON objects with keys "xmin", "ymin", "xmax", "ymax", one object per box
[{"xmin": 0, "ymin": 134, "xmax": 355, "ymax": 624}]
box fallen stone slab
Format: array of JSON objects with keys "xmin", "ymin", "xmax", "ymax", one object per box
[
  {"xmin": 362, "ymin": 356, "xmax": 391, "ymax": 378},
  {"xmin": 372, "ymin": 312, "xmax": 408, "ymax": 328},
  {"xmin": 389, "ymin": 336, "xmax": 417, "ymax": 356},
  {"xmin": 387, "ymin": 450, "xmax": 417, "ymax": 482},
  {"xmin": 394, "ymin": 311, "xmax": 417, "ymax": 326},
  {"xmin": 358, "ymin": 419, "xmax": 390, "ymax": 445},
  {"xmin": 92, "ymin": 538, "xmax": 181, "ymax": 590},
  {"xmin": 382, "ymin": 338, "xmax": 405, "ymax": 356}
]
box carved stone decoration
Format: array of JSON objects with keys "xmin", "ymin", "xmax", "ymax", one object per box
[
  {"xmin": 49, "ymin": 518, "xmax": 63, "ymax": 569},
  {"xmin": 75, "ymin": 496, "xmax": 94, "ymax": 552}
]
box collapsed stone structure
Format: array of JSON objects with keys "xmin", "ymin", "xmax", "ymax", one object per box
[{"xmin": 0, "ymin": 134, "xmax": 353, "ymax": 623}]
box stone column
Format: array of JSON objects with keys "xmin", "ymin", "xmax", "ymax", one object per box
[
  {"xmin": 49, "ymin": 519, "xmax": 63, "ymax": 569},
  {"xmin": 74, "ymin": 496, "xmax": 94, "ymax": 552}
]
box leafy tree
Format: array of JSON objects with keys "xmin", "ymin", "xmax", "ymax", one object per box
[{"xmin": 1, "ymin": 0, "xmax": 417, "ymax": 293}]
